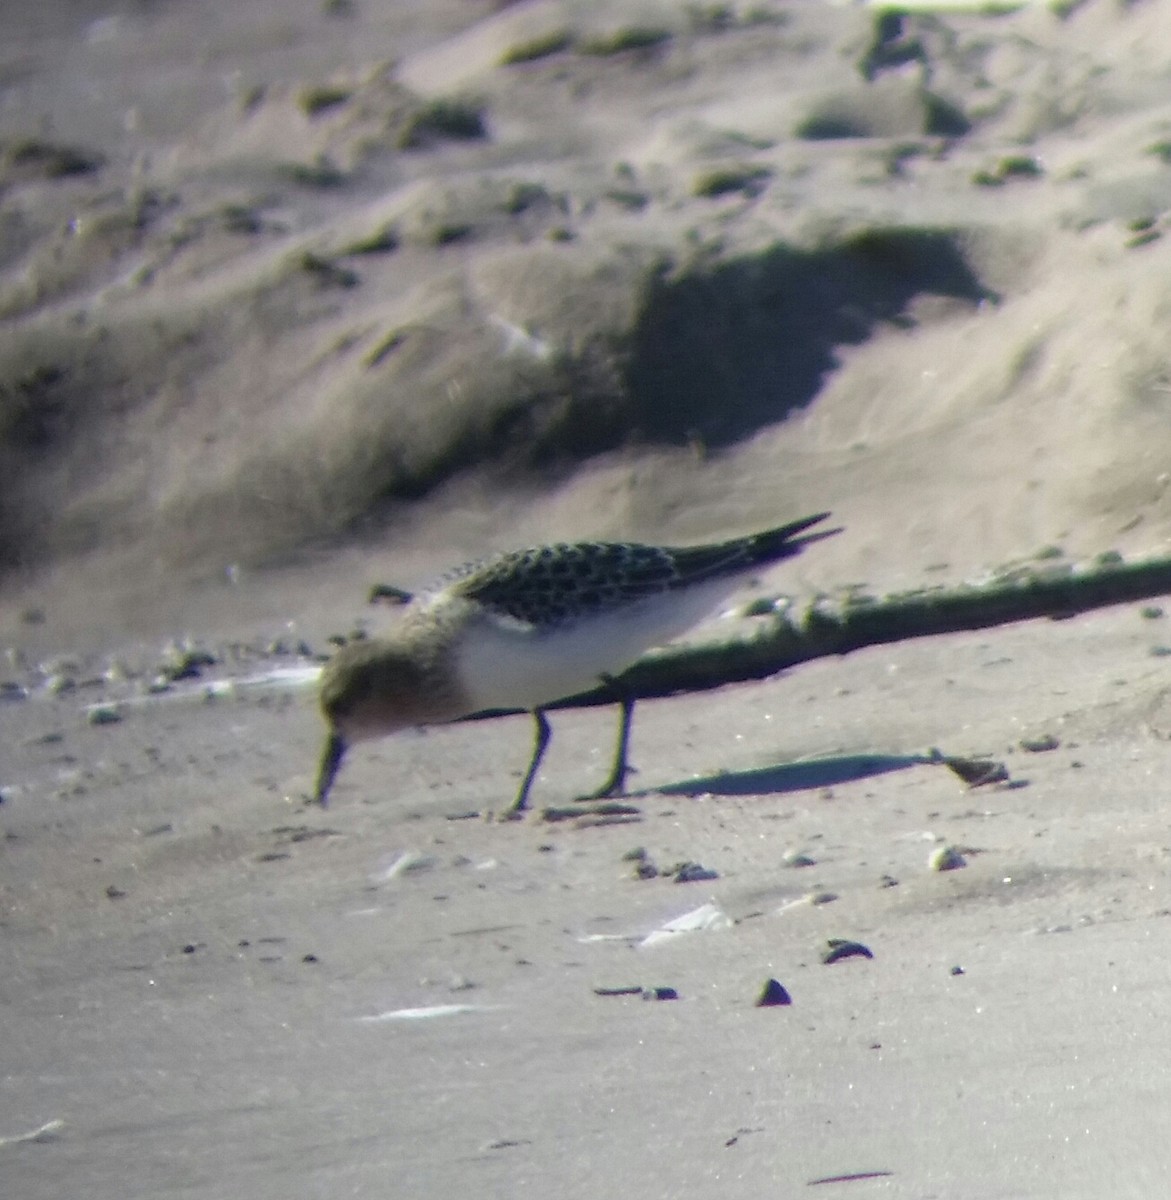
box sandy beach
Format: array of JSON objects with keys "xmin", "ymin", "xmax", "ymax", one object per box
[{"xmin": 5, "ymin": 1, "xmax": 1171, "ymax": 1196}]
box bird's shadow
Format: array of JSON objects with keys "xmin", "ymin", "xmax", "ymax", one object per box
[{"xmin": 642, "ymin": 752, "xmax": 935, "ymax": 798}]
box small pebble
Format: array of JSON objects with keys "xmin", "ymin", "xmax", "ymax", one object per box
[
  {"xmin": 672, "ymin": 862, "xmax": 719, "ymax": 883},
  {"xmin": 1019, "ymin": 734, "xmax": 1060, "ymax": 753},
  {"xmin": 755, "ymin": 978, "xmax": 792, "ymax": 1007},
  {"xmin": 929, "ymin": 845, "xmax": 967, "ymax": 872},
  {"xmin": 943, "ymin": 756, "xmax": 1010, "ymax": 787},
  {"xmin": 88, "ymin": 705, "xmax": 122, "ymax": 726},
  {"xmin": 950, "ymin": 965, "xmax": 965, "ymax": 976},
  {"xmin": 783, "ymin": 851, "xmax": 817, "ymax": 868},
  {"xmin": 822, "ymin": 939, "xmax": 873, "ymax": 964},
  {"xmin": 641, "ymin": 987, "xmax": 679, "ymax": 1001}
]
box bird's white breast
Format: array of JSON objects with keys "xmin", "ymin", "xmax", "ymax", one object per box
[{"xmin": 453, "ymin": 574, "xmax": 742, "ymax": 713}]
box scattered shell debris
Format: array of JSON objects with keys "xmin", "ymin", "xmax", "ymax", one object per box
[
  {"xmin": 87, "ymin": 704, "xmax": 122, "ymax": 726},
  {"xmin": 639, "ymin": 903, "xmax": 734, "ymax": 948},
  {"xmin": 642, "ymin": 987, "xmax": 679, "ymax": 1001},
  {"xmin": 370, "ymin": 850, "xmax": 439, "ymax": 883},
  {"xmin": 671, "ymin": 861, "xmax": 719, "ymax": 883},
  {"xmin": 929, "ymin": 845, "xmax": 967, "ymax": 872},
  {"xmin": 542, "ymin": 802, "xmax": 641, "ymax": 824},
  {"xmin": 0, "ymin": 1118, "xmax": 64, "ymax": 1147},
  {"xmin": 822, "ymin": 939, "xmax": 874, "ymax": 964},
  {"xmin": 782, "ymin": 851, "xmax": 817, "ymax": 868},
  {"xmin": 942, "ymin": 755, "xmax": 1011, "ymax": 788},
  {"xmin": 358, "ymin": 1003, "xmax": 495, "ymax": 1022},
  {"xmin": 756, "ymin": 978, "xmax": 793, "ymax": 1007}
]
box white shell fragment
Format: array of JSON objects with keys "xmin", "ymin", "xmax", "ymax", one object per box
[
  {"xmin": 358, "ymin": 1004, "xmax": 492, "ymax": 1022},
  {"xmin": 639, "ymin": 903, "xmax": 733, "ymax": 948}
]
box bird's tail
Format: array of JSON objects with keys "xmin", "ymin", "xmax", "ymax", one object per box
[
  {"xmin": 670, "ymin": 512, "xmax": 839, "ymax": 584},
  {"xmin": 738, "ymin": 512, "xmax": 841, "ymax": 564}
]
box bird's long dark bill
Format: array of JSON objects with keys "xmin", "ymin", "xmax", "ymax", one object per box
[{"xmin": 314, "ymin": 731, "xmax": 348, "ymax": 807}]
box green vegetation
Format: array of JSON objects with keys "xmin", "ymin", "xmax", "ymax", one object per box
[
  {"xmin": 279, "ymin": 158, "xmax": 346, "ymax": 188},
  {"xmin": 298, "ymin": 252, "xmax": 360, "ymax": 288},
  {"xmin": 299, "ymin": 87, "xmax": 353, "ymax": 117},
  {"xmin": 3, "ymin": 138, "xmax": 102, "ymax": 178},
  {"xmin": 579, "ymin": 27, "xmax": 672, "ymax": 56},
  {"xmin": 971, "ymin": 155, "xmax": 1043, "ymax": 187},
  {"xmin": 398, "ymin": 99, "xmax": 487, "ymax": 149},
  {"xmin": 500, "ymin": 31, "xmax": 574, "ymax": 65},
  {"xmin": 692, "ymin": 164, "xmax": 772, "ymax": 198},
  {"xmin": 341, "ymin": 226, "xmax": 400, "ymax": 255}
]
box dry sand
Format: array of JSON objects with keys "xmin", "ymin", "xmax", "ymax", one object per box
[{"xmin": 5, "ymin": 1, "xmax": 1171, "ymax": 1196}]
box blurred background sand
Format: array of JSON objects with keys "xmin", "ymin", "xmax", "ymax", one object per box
[{"xmin": 4, "ymin": 0, "xmax": 1171, "ymax": 644}]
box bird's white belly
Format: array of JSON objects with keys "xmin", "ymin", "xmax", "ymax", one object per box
[{"xmin": 454, "ymin": 577, "xmax": 739, "ymax": 712}]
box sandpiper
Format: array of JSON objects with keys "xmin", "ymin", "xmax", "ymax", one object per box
[{"xmin": 314, "ymin": 513, "xmax": 838, "ymax": 813}]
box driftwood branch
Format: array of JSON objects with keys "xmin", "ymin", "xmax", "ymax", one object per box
[{"xmin": 469, "ymin": 554, "xmax": 1171, "ymax": 720}]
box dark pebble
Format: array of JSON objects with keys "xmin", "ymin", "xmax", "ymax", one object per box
[
  {"xmin": 672, "ymin": 861, "xmax": 718, "ymax": 883},
  {"xmin": 756, "ymin": 978, "xmax": 793, "ymax": 1007},
  {"xmin": 822, "ymin": 939, "xmax": 873, "ymax": 964},
  {"xmin": 642, "ymin": 987, "xmax": 679, "ymax": 1001}
]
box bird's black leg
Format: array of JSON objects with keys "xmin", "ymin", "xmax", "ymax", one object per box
[
  {"xmin": 510, "ymin": 708, "xmax": 552, "ymax": 814},
  {"xmin": 578, "ymin": 676, "xmax": 636, "ymax": 800},
  {"xmin": 314, "ymin": 731, "xmax": 348, "ymax": 807}
]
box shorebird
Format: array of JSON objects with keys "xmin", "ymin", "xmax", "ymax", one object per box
[{"xmin": 314, "ymin": 512, "xmax": 838, "ymax": 813}]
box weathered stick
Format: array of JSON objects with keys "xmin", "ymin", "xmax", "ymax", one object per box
[{"xmin": 468, "ymin": 554, "xmax": 1171, "ymax": 719}]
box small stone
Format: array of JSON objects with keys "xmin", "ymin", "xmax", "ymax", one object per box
[
  {"xmin": 1141, "ymin": 605, "xmax": 1165, "ymax": 620},
  {"xmin": 943, "ymin": 755, "xmax": 1010, "ymax": 787},
  {"xmin": 783, "ymin": 851, "xmax": 817, "ymax": 868},
  {"xmin": 105, "ymin": 885, "xmax": 127, "ymax": 899},
  {"xmin": 641, "ymin": 987, "xmax": 679, "ymax": 1001},
  {"xmin": 622, "ymin": 846, "xmax": 648, "ymax": 861},
  {"xmin": 88, "ymin": 705, "xmax": 122, "ymax": 726},
  {"xmin": 634, "ymin": 861, "xmax": 659, "ymax": 880},
  {"xmin": 672, "ymin": 861, "xmax": 719, "ymax": 883},
  {"xmin": 929, "ymin": 845, "xmax": 967, "ymax": 872},
  {"xmin": 822, "ymin": 939, "xmax": 873, "ymax": 964},
  {"xmin": 755, "ymin": 978, "xmax": 792, "ymax": 1007},
  {"xmin": 1019, "ymin": 734, "xmax": 1060, "ymax": 753},
  {"xmin": 950, "ymin": 965, "xmax": 965, "ymax": 976}
]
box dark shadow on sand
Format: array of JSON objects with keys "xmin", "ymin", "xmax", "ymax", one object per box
[{"xmin": 645, "ymin": 752, "xmax": 933, "ymax": 797}]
